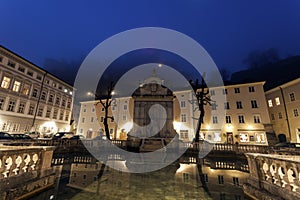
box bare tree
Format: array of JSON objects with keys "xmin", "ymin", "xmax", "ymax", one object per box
[
  {"xmin": 189, "ymin": 73, "xmax": 213, "ymax": 143},
  {"xmin": 95, "ymin": 81, "xmax": 115, "ymax": 140},
  {"xmin": 243, "ymin": 48, "xmax": 280, "ymax": 69}
]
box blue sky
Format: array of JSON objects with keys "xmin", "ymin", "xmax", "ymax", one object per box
[{"xmin": 1, "ymin": 0, "xmax": 300, "ymax": 83}]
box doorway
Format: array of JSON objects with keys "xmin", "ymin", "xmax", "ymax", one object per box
[{"xmin": 226, "ymin": 132, "xmax": 233, "ymax": 144}]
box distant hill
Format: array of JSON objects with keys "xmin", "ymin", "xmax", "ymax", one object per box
[{"xmin": 230, "ymin": 56, "xmax": 300, "ymax": 90}]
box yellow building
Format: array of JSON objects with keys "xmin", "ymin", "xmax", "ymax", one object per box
[
  {"xmin": 77, "ymin": 74, "xmax": 271, "ymax": 145},
  {"xmin": 265, "ymin": 78, "xmax": 300, "ymax": 143},
  {"xmin": 0, "ymin": 45, "xmax": 74, "ymax": 136}
]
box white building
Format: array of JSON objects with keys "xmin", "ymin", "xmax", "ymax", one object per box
[
  {"xmin": 77, "ymin": 74, "xmax": 271, "ymax": 145},
  {"xmin": 265, "ymin": 78, "xmax": 300, "ymax": 143},
  {"xmin": 0, "ymin": 45, "xmax": 74, "ymax": 136}
]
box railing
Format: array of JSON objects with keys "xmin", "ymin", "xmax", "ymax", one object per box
[
  {"xmin": 0, "ymin": 146, "xmax": 55, "ymax": 179},
  {"xmin": 244, "ymin": 153, "xmax": 300, "ymax": 200}
]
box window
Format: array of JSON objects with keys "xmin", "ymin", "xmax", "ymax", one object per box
[
  {"xmin": 7, "ymin": 61, "xmax": 15, "ymax": 68},
  {"xmin": 225, "ymin": 115, "xmax": 231, "ymax": 123},
  {"xmin": 18, "ymin": 102, "xmax": 25, "ymax": 113},
  {"xmin": 41, "ymin": 91, "xmax": 47, "ymax": 101},
  {"xmin": 289, "ymin": 93, "xmax": 295, "ymax": 101},
  {"xmin": 67, "ymin": 100, "xmax": 71, "ymax": 108},
  {"xmin": 183, "ymin": 173, "xmax": 189, "ymax": 182},
  {"xmin": 100, "ymin": 117, "xmax": 104, "ymax": 122},
  {"xmin": 275, "ymin": 97, "xmax": 280, "ymax": 105},
  {"xmin": 18, "ymin": 66, "xmax": 25, "ymax": 72},
  {"xmin": 65, "ymin": 112, "xmax": 69, "ymax": 121},
  {"xmin": 32, "ymin": 88, "xmax": 38, "ymax": 98},
  {"xmin": 0, "ymin": 97, "xmax": 5, "ymax": 110},
  {"xmin": 220, "ymin": 193, "xmax": 226, "ymax": 200},
  {"xmin": 91, "ymin": 117, "xmax": 94, "ymax": 122},
  {"xmin": 180, "ymin": 130, "xmax": 189, "ymax": 139},
  {"xmin": 46, "ymin": 108, "xmax": 51, "ymax": 118},
  {"xmin": 212, "ymin": 116, "xmax": 218, "ymax": 124},
  {"xmin": 82, "ymin": 117, "xmax": 85, "ymax": 123},
  {"xmin": 53, "ymin": 109, "xmax": 58, "ymax": 119},
  {"xmin": 268, "ymin": 100, "xmax": 273, "ymax": 107},
  {"xmin": 238, "ymin": 115, "xmax": 245, "ymax": 123},
  {"xmin": 28, "ymin": 105, "xmax": 35, "ymax": 115},
  {"xmin": 101, "ymin": 107, "xmax": 104, "ymax": 112},
  {"xmin": 249, "ymin": 86, "xmax": 255, "ymax": 92},
  {"xmin": 181, "ymin": 114, "xmax": 187, "ymax": 122},
  {"xmin": 111, "ymin": 118, "xmax": 114, "ymax": 123},
  {"xmin": 223, "ymin": 89, "xmax": 227, "ymax": 95},
  {"xmin": 251, "ymin": 100, "xmax": 258, "ymax": 108},
  {"xmin": 0, "ymin": 56, "xmax": 2, "ymax": 62},
  {"xmin": 37, "ymin": 106, "xmax": 44, "ymax": 117},
  {"xmin": 55, "ymin": 97, "xmax": 60, "ymax": 105},
  {"xmin": 278, "ymin": 112, "xmax": 282, "ymax": 119},
  {"xmin": 7, "ymin": 100, "xmax": 16, "ymax": 112},
  {"xmin": 218, "ymin": 175, "xmax": 224, "ymax": 184},
  {"xmin": 1, "ymin": 76, "xmax": 11, "ymax": 89},
  {"xmin": 27, "ymin": 71, "xmax": 33, "ymax": 76},
  {"xmin": 52, "ymin": 82, "xmax": 57, "ymax": 87},
  {"xmin": 45, "ymin": 79, "xmax": 50, "ymax": 84},
  {"xmin": 233, "ymin": 177, "xmax": 239, "ymax": 186},
  {"xmin": 211, "ymin": 103, "xmax": 217, "ymax": 110},
  {"xmin": 224, "ymin": 102, "xmax": 230, "ymax": 110},
  {"xmin": 62, "ymin": 99, "xmax": 66, "ymax": 107},
  {"xmin": 36, "ymin": 75, "xmax": 42, "ymax": 80},
  {"xmin": 59, "ymin": 111, "xmax": 64, "ymax": 120},
  {"xmin": 210, "ymin": 90, "xmax": 215, "ymax": 96},
  {"xmin": 122, "ymin": 115, "xmax": 126, "ymax": 121},
  {"xmin": 180, "ymin": 101, "xmax": 186, "ymax": 108},
  {"xmin": 83, "ymin": 108, "xmax": 87, "ymax": 112},
  {"xmin": 236, "ymin": 101, "xmax": 243, "ymax": 109},
  {"xmin": 109, "ymin": 128, "xmax": 114, "ymax": 134},
  {"xmin": 271, "ymin": 113, "xmax": 275, "ymax": 120},
  {"xmin": 293, "ymin": 109, "xmax": 299, "ymax": 117},
  {"xmin": 234, "ymin": 88, "xmax": 240, "ymax": 93},
  {"xmin": 124, "ymin": 104, "xmax": 127, "ymax": 110},
  {"xmin": 22, "ymin": 83, "xmax": 30, "ymax": 95},
  {"xmin": 48, "ymin": 94, "xmax": 54, "ymax": 103},
  {"xmin": 91, "ymin": 107, "xmax": 95, "ymax": 112},
  {"xmin": 254, "ymin": 115, "xmax": 261, "ymax": 123}
]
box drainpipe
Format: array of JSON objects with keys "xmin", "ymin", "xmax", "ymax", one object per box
[
  {"xmin": 31, "ymin": 72, "xmax": 47, "ymax": 130},
  {"xmin": 279, "ymin": 87, "xmax": 291, "ymax": 141}
]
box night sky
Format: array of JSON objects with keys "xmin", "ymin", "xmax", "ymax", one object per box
[{"xmin": 1, "ymin": 0, "xmax": 300, "ymax": 84}]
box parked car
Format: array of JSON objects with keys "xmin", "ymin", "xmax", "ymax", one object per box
[
  {"xmin": 24, "ymin": 131, "xmax": 40, "ymax": 139},
  {"xmin": 11, "ymin": 134, "xmax": 33, "ymax": 140},
  {"xmin": 70, "ymin": 135, "xmax": 85, "ymax": 140},
  {"xmin": 43, "ymin": 132, "xmax": 54, "ymax": 138},
  {"xmin": 52, "ymin": 132, "xmax": 74, "ymax": 140},
  {"xmin": 0, "ymin": 132, "xmax": 14, "ymax": 140}
]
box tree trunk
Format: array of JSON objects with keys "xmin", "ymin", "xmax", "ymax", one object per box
[{"xmin": 104, "ymin": 111, "xmax": 111, "ymax": 140}]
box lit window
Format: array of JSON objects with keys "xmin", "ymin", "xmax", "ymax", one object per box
[
  {"xmin": 180, "ymin": 130, "xmax": 189, "ymax": 139},
  {"xmin": 289, "ymin": 93, "xmax": 295, "ymax": 101},
  {"xmin": 293, "ymin": 109, "xmax": 299, "ymax": 117},
  {"xmin": 214, "ymin": 132, "xmax": 221, "ymax": 142},
  {"xmin": 1, "ymin": 76, "xmax": 11, "ymax": 89},
  {"xmin": 181, "ymin": 114, "xmax": 187, "ymax": 122},
  {"xmin": 268, "ymin": 100, "xmax": 273, "ymax": 107},
  {"xmin": 275, "ymin": 97, "xmax": 280, "ymax": 105},
  {"xmin": 22, "ymin": 83, "xmax": 30, "ymax": 95},
  {"xmin": 256, "ymin": 133, "xmax": 266, "ymax": 143},
  {"xmin": 12, "ymin": 80, "xmax": 21, "ymax": 92},
  {"xmin": 251, "ymin": 100, "xmax": 258, "ymax": 108}
]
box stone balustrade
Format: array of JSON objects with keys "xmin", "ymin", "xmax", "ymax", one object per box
[
  {"xmin": 244, "ymin": 153, "xmax": 300, "ymax": 200},
  {"xmin": 0, "ymin": 146, "xmax": 55, "ymax": 199}
]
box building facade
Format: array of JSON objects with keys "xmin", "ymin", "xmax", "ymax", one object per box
[
  {"xmin": 0, "ymin": 45, "xmax": 74, "ymax": 136},
  {"xmin": 265, "ymin": 78, "xmax": 300, "ymax": 143},
  {"xmin": 77, "ymin": 73, "xmax": 271, "ymax": 145}
]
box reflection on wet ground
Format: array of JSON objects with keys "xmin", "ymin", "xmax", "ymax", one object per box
[{"xmin": 30, "ymin": 155, "xmax": 250, "ymax": 200}]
